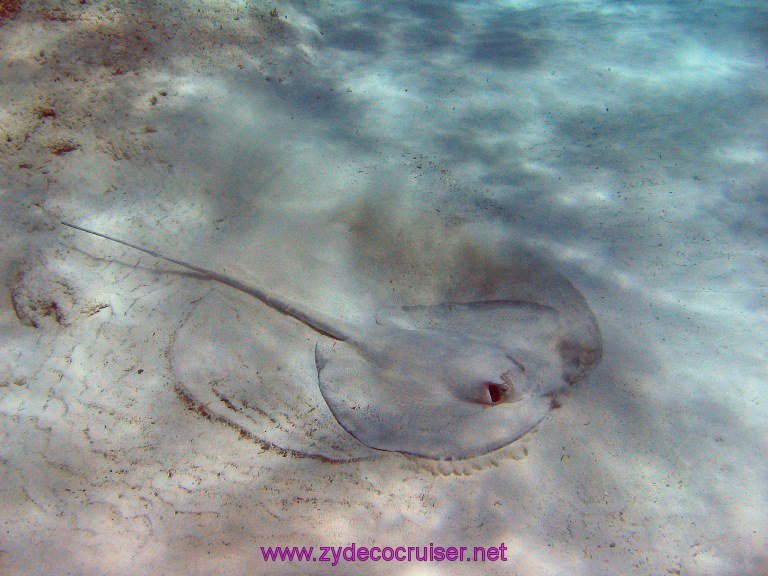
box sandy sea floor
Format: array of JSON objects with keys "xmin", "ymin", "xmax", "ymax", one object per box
[{"xmin": 1, "ymin": 0, "xmax": 767, "ymax": 574}]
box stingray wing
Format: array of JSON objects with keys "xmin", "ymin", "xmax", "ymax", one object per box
[
  {"xmin": 378, "ymin": 300, "xmax": 602, "ymax": 389},
  {"xmin": 377, "ymin": 300, "xmax": 560, "ymax": 347},
  {"xmin": 316, "ymin": 339, "xmax": 552, "ymax": 460}
]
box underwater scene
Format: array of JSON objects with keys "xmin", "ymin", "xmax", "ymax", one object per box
[{"xmin": 0, "ymin": 0, "xmax": 766, "ymax": 574}]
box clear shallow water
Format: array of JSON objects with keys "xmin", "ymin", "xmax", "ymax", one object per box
[{"xmin": 0, "ymin": 0, "xmax": 766, "ymax": 574}]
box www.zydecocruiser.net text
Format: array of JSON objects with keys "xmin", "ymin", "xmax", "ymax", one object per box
[{"xmin": 260, "ymin": 543, "xmax": 508, "ymax": 566}]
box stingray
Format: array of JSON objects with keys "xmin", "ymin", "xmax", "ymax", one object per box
[{"xmin": 61, "ymin": 221, "xmax": 602, "ymax": 460}]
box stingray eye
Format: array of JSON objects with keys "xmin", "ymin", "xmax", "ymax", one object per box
[{"xmin": 486, "ymin": 382, "xmax": 506, "ymax": 404}]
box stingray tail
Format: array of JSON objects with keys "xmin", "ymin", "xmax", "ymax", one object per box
[{"xmin": 61, "ymin": 221, "xmax": 353, "ymax": 341}]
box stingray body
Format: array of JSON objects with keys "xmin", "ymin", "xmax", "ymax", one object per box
[{"xmin": 62, "ymin": 221, "xmax": 602, "ymax": 460}]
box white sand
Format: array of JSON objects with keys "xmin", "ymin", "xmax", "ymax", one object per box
[{"xmin": 1, "ymin": 1, "xmax": 766, "ymax": 574}]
